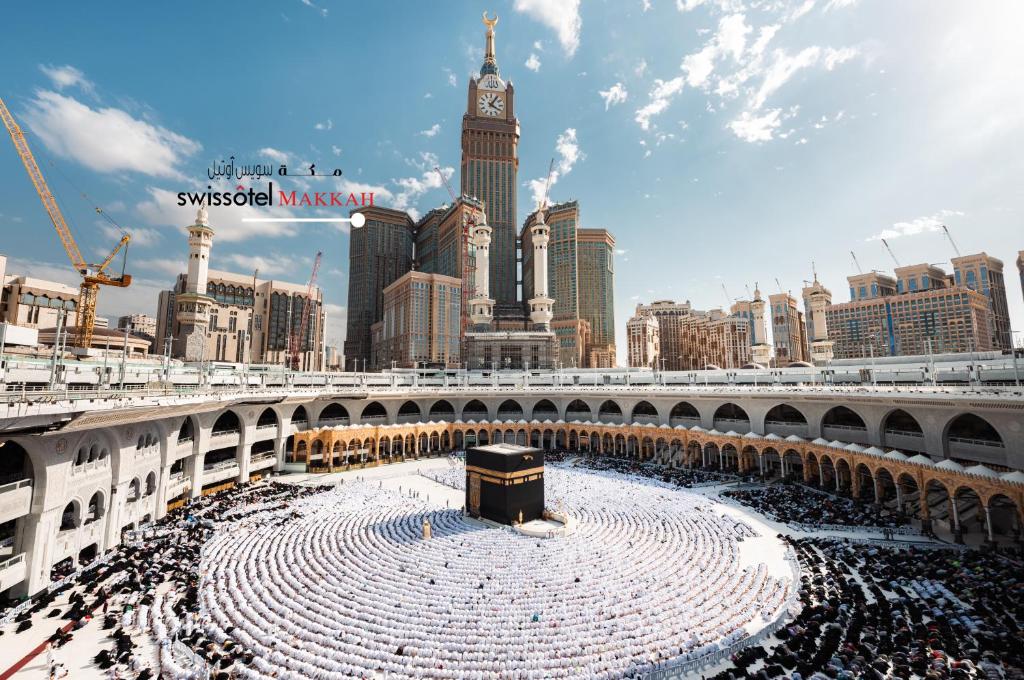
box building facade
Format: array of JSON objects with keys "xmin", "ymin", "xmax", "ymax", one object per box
[
  {"xmin": 627, "ymin": 309, "xmax": 660, "ymax": 368},
  {"xmin": 827, "ymin": 265, "xmax": 995, "ymax": 360},
  {"xmin": 461, "ymin": 14, "xmax": 519, "ymax": 315},
  {"xmin": 769, "ymin": 292, "xmax": 807, "ymax": 365},
  {"xmin": 344, "ymin": 206, "xmax": 416, "ymax": 366},
  {"xmin": 578, "ymin": 228, "xmax": 616, "ymax": 367},
  {"xmin": 951, "ymin": 253, "xmax": 1011, "ymax": 350},
  {"xmin": 370, "ymin": 271, "xmax": 462, "ymax": 369},
  {"xmin": 801, "ymin": 276, "xmax": 834, "ymax": 365},
  {"xmin": 116, "ymin": 314, "xmax": 157, "ymax": 338}
]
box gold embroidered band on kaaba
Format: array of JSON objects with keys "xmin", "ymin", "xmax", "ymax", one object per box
[{"xmin": 465, "ymin": 465, "xmax": 545, "ymax": 484}]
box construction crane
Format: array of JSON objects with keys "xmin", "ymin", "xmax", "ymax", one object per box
[
  {"xmin": 881, "ymin": 238, "xmax": 902, "ymax": 267},
  {"xmin": 850, "ymin": 251, "xmax": 864, "ymax": 274},
  {"xmin": 289, "ymin": 251, "xmax": 322, "ymax": 370},
  {"xmin": 0, "ymin": 96, "xmax": 131, "ymax": 349},
  {"xmin": 435, "ymin": 165, "xmax": 478, "ymax": 346},
  {"xmin": 720, "ymin": 283, "xmax": 732, "ymax": 309},
  {"xmin": 539, "ymin": 157, "xmax": 555, "ymax": 211},
  {"xmin": 941, "ymin": 224, "xmax": 962, "ymax": 257}
]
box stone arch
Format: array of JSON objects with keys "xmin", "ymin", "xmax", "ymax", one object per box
[
  {"xmin": 397, "ymin": 401, "xmax": 422, "ymax": 424},
  {"xmin": 462, "ymin": 399, "xmax": 489, "ymax": 421},
  {"xmin": 429, "ymin": 400, "xmax": 456, "ymax": 420},
  {"xmin": 177, "ymin": 417, "xmax": 196, "ymax": 444},
  {"xmin": 630, "ymin": 400, "xmax": 658, "ymax": 424},
  {"xmin": 565, "ymin": 399, "xmax": 592, "ymax": 421},
  {"xmin": 669, "ymin": 401, "xmax": 700, "ymax": 426},
  {"xmin": 0, "ymin": 440, "xmax": 33, "ymax": 485},
  {"xmin": 256, "ymin": 408, "xmax": 279, "ymax": 432},
  {"xmin": 896, "ymin": 472, "xmax": 920, "ymax": 519},
  {"xmin": 531, "ymin": 399, "xmax": 558, "ymax": 421},
  {"xmin": 360, "ymin": 401, "xmax": 388, "ymax": 421},
  {"xmin": 763, "ymin": 403, "xmax": 809, "ymax": 437},
  {"xmin": 598, "ymin": 400, "xmax": 624, "ymax": 424},
  {"xmin": 713, "ymin": 403, "xmax": 749, "ymax": 430},
  {"xmin": 834, "ymin": 457, "xmax": 852, "ymax": 492},
  {"xmin": 881, "ymin": 409, "xmax": 924, "ymax": 452},
  {"xmin": 319, "ymin": 403, "xmax": 349, "ymax": 424},
  {"xmin": 211, "ymin": 410, "xmax": 241, "ymax": 436},
  {"xmin": 987, "ymin": 494, "xmax": 1020, "ymax": 541},
  {"xmin": 854, "ymin": 462, "xmax": 874, "ymax": 501},
  {"xmin": 943, "ymin": 413, "xmax": 1005, "ymax": 461},
  {"xmin": 821, "ymin": 406, "xmax": 868, "ymax": 443},
  {"xmin": 291, "ymin": 405, "xmax": 309, "ymax": 426},
  {"xmin": 496, "ymin": 399, "xmax": 524, "ymax": 420},
  {"xmin": 85, "ymin": 490, "xmax": 105, "ymax": 524},
  {"xmin": 145, "ymin": 471, "xmax": 157, "ymax": 496},
  {"xmin": 127, "ymin": 477, "xmax": 142, "ymax": 501},
  {"xmin": 59, "ymin": 500, "xmax": 81, "ymax": 531}
]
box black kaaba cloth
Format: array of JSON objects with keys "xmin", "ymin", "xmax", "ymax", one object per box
[{"xmin": 465, "ymin": 444, "xmax": 544, "ymax": 525}]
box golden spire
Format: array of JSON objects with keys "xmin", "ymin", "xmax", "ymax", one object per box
[{"xmin": 482, "ymin": 11, "xmax": 499, "ymax": 70}]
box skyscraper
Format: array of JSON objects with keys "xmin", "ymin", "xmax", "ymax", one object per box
[
  {"xmin": 461, "ymin": 13, "xmax": 519, "ymax": 315},
  {"xmin": 769, "ymin": 292, "xmax": 807, "ymax": 365},
  {"xmin": 801, "ymin": 275, "xmax": 833, "ymax": 365},
  {"xmin": 578, "ymin": 228, "xmax": 616, "ymax": 366},
  {"xmin": 951, "ymin": 253, "xmax": 1011, "ymax": 350},
  {"xmin": 344, "ymin": 206, "xmax": 416, "ymax": 367}
]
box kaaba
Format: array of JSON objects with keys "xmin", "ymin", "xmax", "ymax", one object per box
[{"xmin": 465, "ymin": 444, "xmax": 544, "ymax": 525}]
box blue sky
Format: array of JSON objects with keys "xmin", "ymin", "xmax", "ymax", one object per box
[{"xmin": 1, "ymin": 0, "xmax": 1023, "ymax": 359}]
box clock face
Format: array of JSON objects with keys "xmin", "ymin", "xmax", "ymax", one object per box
[{"xmin": 478, "ymin": 92, "xmax": 505, "ymax": 117}]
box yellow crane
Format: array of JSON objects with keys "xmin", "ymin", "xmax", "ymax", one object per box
[{"xmin": 0, "ymin": 95, "xmax": 131, "ymax": 350}]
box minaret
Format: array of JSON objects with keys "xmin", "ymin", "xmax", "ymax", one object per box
[
  {"xmin": 173, "ymin": 206, "xmax": 215, "ymax": 361},
  {"xmin": 469, "ymin": 216, "xmax": 494, "ymax": 330},
  {"xmin": 528, "ymin": 204, "xmax": 554, "ymax": 330},
  {"xmin": 802, "ymin": 269, "xmax": 834, "ymax": 365},
  {"xmin": 750, "ymin": 283, "xmax": 773, "ymax": 366}
]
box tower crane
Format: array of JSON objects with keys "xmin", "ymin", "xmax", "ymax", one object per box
[
  {"xmin": 881, "ymin": 238, "xmax": 901, "ymax": 267},
  {"xmin": 289, "ymin": 251, "xmax": 322, "ymax": 370},
  {"xmin": 941, "ymin": 224, "xmax": 962, "ymax": 257},
  {"xmin": 435, "ymin": 165, "xmax": 478, "ymax": 345},
  {"xmin": 850, "ymin": 251, "xmax": 864, "ymax": 274},
  {"xmin": 0, "ymin": 96, "xmax": 131, "ymax": 350},
  {"xmin": 721, "ymin": 283, "xmax": 732, "ymax": 309}
]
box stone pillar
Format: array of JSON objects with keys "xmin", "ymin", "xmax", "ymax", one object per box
[
  {"xmin": 758, "ymin": 454, "xmax": 764, "ymax": 477},
  {"xmin": 190, "ymin": 427, "xmax": 211, "ymax": 499},
  {"xmin": 274, "ymin": 434, "xmax": 287, "ymax": 472},
  {"xmin": 236, "ymin": 429, "xmax": 251, "ymax": 484},
  {"xmin": 951, "ymin": 497, "xmax": 963, "ymax": 543},
  {"xmin": 984, "ymin": 505, "xmax": 994, "ymax": 543}
]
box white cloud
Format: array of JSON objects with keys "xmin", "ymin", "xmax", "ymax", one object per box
[
  {"xmin": 824, "ymin": 46, "xmax": 859, "ymax": 70},
  {"xmin": 634, "ymin": 77, "xmax": 684, "ymax": 130},
  {"xmin": 682, "ymin": 45, "xmax": 718, "ymax": 88},
  {"xmin": 22, "ymin": 91, "xmax": 201, "ymax": 180},
  {"xmin": 391, "ymin": 166, "xmax": 452, "ymax": 216},
  {"xmin": 100, "ymin": 223, "xmax": 162, "ymax": 248},
  {"xmin": 635, "ymin": 59, "xmax": 648, "ymax": 78},
  {"xmin": 38, "ymin": 64, "xmax": 93, "ymax": 93},
  {"xmin": 525, "ymin": 53, "xmax": 542, "ymax": 72},
  {"xmin": 642, "ymin": 0, "xmax": 652, "ymax": 11},
  {"xmin": 444, "ymin": 68, "xmax": 457, "ymax": 87},
  {"xmin": 824, "ymin": 0, "xmax": 858, "ymax": 9},
  {"xmin": 299, "ymin": 0, "xmax": 328, "ymax": 17},
  {"xmin": 418, "ymin": 123, "xmax": 441, "ymax": 137},
  {"xmin": 728, "ymin": 108, "xmax": 782, "ymax": 142},
  {"xmin": 751, "ymin": 46, "xmax": 821, "ymax": 109},
  {"xmin": 259, "ymin": 147, "xmax": 289, "ymax": 164},
  {"xmin": 598, "ymin": 82, "xmax": 629, "ymax": 110},
  {"xmin": 786, "ymin": 0, "xmax": 816, "ymax": 22},
  {"xmin": 867, "ymin": 210, "xmax": 964, "ymax": 241},
  {"xmin": 526, "ymin": 128, "xmax": 583, "ymax": 206},
  {"xmin": 533, "ymin": 40, "xmax": 544, "ymax": 51},
  {"xmin": 716, "ymin": 13, "xmax": 751, "ymax": 60},
  {"xmin": 221, "ymin": 253, "xmax": 299, "ymax": 277},
  {"xmin": 132, "ymin": 257, "xmax": 186, "ymax": 277},
  {"xmin": 314, "ymin": 117, "xmax": 333, "ymax": 131},
  {"xmin": 514, "ymin": 0, "xmax": 582, "ymax": 56}
]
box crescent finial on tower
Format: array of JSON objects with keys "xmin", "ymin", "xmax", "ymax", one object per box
[{"xmin": 482, "ymin": 11, "xmax": 498, "ymax": 30}]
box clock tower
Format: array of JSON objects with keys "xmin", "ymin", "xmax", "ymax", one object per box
[{"xmin": 462, "ymin": 11, "xmax": 520, "ymax": 317}]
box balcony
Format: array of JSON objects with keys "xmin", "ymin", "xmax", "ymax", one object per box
[
  {"xmin": 209, "ymin": 429, "xmax": 240, "ymax": 447},
  {"xmin": 0, "ymin": 479, "xmax": 32, "ymax": 524},
  {"xmin": 203, "ymin": 460, "xmax": 240, "ymax": 484},
  {"xmin": 251, "ymin": 453, "xmax": 276, "ymax": 471},
  {"xmin": 166, "ymin": 473, "xmax": 189, "ymax": 499},
  {"xmin": 947, "ymin": 436, "xmax": 1006, "ymax": 467},
  {"xmin": 317, "ymin": 417, "xmax": 349, "ymax": 427},
  {"xmin": 763, "ymin": 421, "xmax": 809, "ymax": 439},
  {"xmin": 883, "ymin": 428, "xmax": 926, "ymax": 453},
  {"xmin": 0, "ymin": 553, "xmax": 27, "ymax": 592},
  {"xmin": 822, "ymin": 423, "xmax": 869, "ymax": 445}
]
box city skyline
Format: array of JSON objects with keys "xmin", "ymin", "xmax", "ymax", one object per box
[{"xmin": 1, "ymin": 2, "xmax": 1023, "ymax": 364}]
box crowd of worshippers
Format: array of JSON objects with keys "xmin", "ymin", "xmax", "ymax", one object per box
[
  {"xmin": 724, "ymin": 484, "xmax": 906, "ymax": 529},
  {"xmin": 194, "ymin": 470, "xmax": 789, "ymax": 679},
  {"xmin": 710, "ymin": 537, "xmax": 1024, "ymax": 680},
  {"xmin": 578, "ymin": 455, "xmax": 734, "ymax": 488},
  {"xmin": 0, "ymin": 480, "xmax": 329, "ymax": 679}
]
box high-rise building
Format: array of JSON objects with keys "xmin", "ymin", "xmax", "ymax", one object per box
[
  {"xmin": 826, "ymin": 265, "xmax": 995, "ymax": 359},
  {"xmin": 156, "ymin": 268, "xmax": 325, "ymax": 369},
  {"xmin": 461, "ymin": 13, "xmax": 519, "ymax": 315},
  {"xmin": 627, "ymin": 310, "xmax": 659, "ymax": 368},
  {"xmin": 801, "ymin": 275, "xmax": 833, "ymax": 365},
  {"xmin": 951, "ymin": 253, "xmax": 1011, "ymax": 350},
  {"xmin": 344, "ymin": 206, "xmax": 416, "ymax": 367},
  {"xmin": 769, "ymin": 292, "xmax": 807, "ymax": 365},
  {"xmin": 116, "ymin": 314, "xmax": 157, "ymax": 338},
  {"xmin": 629, "ymin": 300, "xmax": 749, "ymax": 370},
  {"xmin": 578, "ymin": 228, "xmax": 616, "ymax": 366},
  {"xmin": 370, "ymin": 271, "xmax": 462, "ymax": 369}
]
